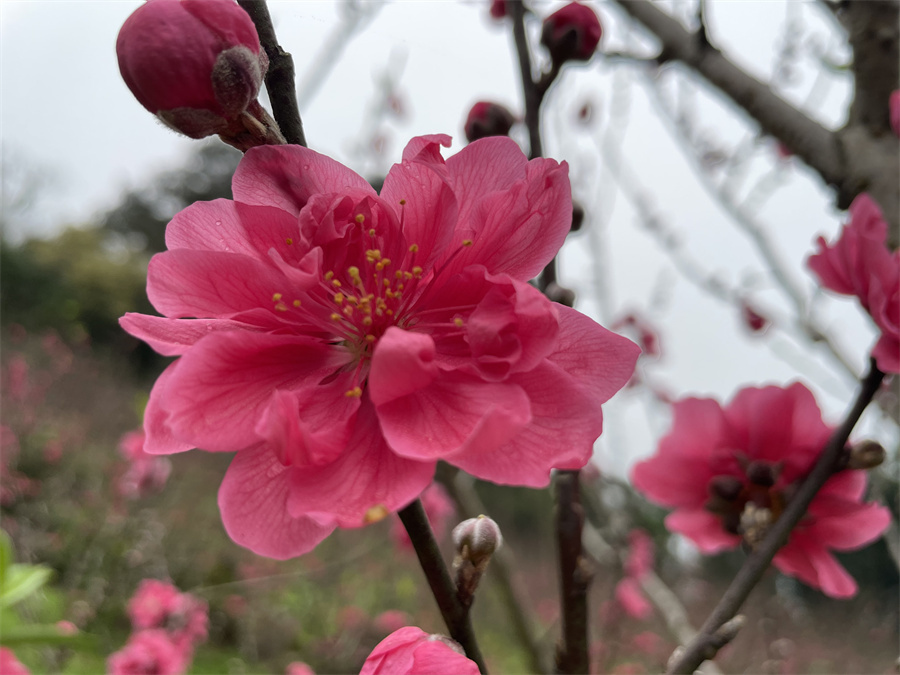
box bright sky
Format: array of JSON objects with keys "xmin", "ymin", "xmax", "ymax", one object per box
[{"xmin": 2, "ymin": 1, "xmax": 892, "ymax": 475}]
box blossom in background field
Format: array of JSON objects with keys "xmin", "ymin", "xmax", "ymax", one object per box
[
  {"xmin": 0, "ymin": 647, "xmax": 30, "ymax": 675},
  {"xmin": 121, "ymin": 134, "xmax": 639, "ymax": 559},
  {"xmin": 127, "ymin": 579, "xmax": 208, "ymax": 650},
  {"xmin": 107, "ymin": 629, "xmax": 188, "ymax": 675},
  {"xmin": 359, "ymin": 626, "xmax": 480, "ymax": 675},
  {"xmin": 285, "ymin": 662, "xmax": 316, "ymax": 675},
  {"xmin": 117, "ymin": 430, "xmax": 172, "ymax": 500},
  {"xmin": 614, "ymin": 529, "xmax": 654, "ymax": 619},
  {"xmin": 632, "ymin": 383, "xmax": 890, "ymax": 598},
  {"xmin": 807, "ymin": 194, "xmax": 899, "ymax": 374},
  {"xmin": 390, "ymin": 483, "xmax": 454, "ymax": 552}
]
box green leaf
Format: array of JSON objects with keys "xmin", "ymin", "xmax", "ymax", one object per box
[
  {"xmin": 0, "ymin": 623, "xmax": 90, "ymax": 647},
  {"xmin": 0, "ymin": 531, "xmax": 11, "ymax": 586},
  {"xmin": 0, "ymin": 565, "xmax": 52, "ymax": 609}
]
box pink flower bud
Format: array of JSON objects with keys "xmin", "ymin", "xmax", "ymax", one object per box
[
  {"xmin": 489, "ymin": 0, "xmax": 508, "ymax": 20},
  {"xmin": 117, "ymin": 0, "xmax": 275, "ymax": 144},
  {"xmin": 452, "ymin": 515, "xmax": 502, "ymax": 565},
  {"xmin": 464, "ymin": 101, "xmax": 515, "ymax": 143},
  {"xmin": 741, "ymin": 301, "xmax": 770, "ymax": 334},
  {"xmin": 540, "ymin": 2, "xmax": 602, "ymax": 65}
]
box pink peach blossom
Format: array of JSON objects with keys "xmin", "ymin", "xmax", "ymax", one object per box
[
  {"xmin": 106, "ymin": 629, "xmax": 188, "ymax": 675},
  {"xmin": 632, "ymin": 383, "xmax": 891, "ymax": 598},
  {"xmin": 807, "ymin": 194, "xmax": 899, "ymax": 373},
  {"xmin": 359, "ymin": 626, "xmax": 480, "ymax": 675},
  {"xmin": 623, "ymin": 529, "xmax": 654, "ymax": 580},
  {"xmin": 615, "ymin": 577, "xmax": 652, "ymax": 620},
  {"xmin": 374, "ymin": 609, "xmax": 411, "ymax": 635},
  {"xmin": 0, "ymin": 647, "xmax": 30, "ymax": 675},
  {"xmin": 121, "ymin": 135, "xmax": 639, "ymax": 559},
  {"xmin": 391, "ymin": 482, "xmax": 454, "ymax": 551},
  {"xmin": 540, "ymin": 2, "xmax": 603, "ymax": 64},
  {"xmin": 286, "ymin": 663, "xmax": 316, "ymax": 675},
  {"xmin": 127, "ymin": 579, "xmax": 208, "ymax": 649}
]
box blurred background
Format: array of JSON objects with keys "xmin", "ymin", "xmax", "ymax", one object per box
[{"xmin": 1, "ymin": 1, "xmax": 897, "ymax": 673}]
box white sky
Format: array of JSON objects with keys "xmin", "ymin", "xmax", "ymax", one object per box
[{"xmin": 1, "ymin": 1, "xmax": 892, "ymax": 476}]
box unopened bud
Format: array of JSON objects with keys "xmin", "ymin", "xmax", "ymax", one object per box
[
  {"xmin": 453, "ymin": 515, "xmax": 502, "ymax": 565},
  {"xmin": 741, "ymin": 301, "xmax": 770, "ymax": 334},
  {"xmin": 117, "ymin": 0, "xmax": 284, "ymax": 150},
  {"xmin": 540, "ymin": 2, "xmax": 602, "ymax": 66},
  {"xmin": 847, "ymin": 440, "xmax": 886, "ymax": 470},
  {"xmin": 489, "ymin": 0, "xmax": 508, "ymax": 20},
  {"xmin": 464, "ymin": 102, "xmax": 516, "ymax": 143}
]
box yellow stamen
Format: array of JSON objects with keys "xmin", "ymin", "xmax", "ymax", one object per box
[
  {"xmin": 334, "ymin": 293, "xmax": 344, "ymax": 304},
  {"xmin": 355, "ymin": 214, "xmax": 365, "ymax": 224},
  {"xmin": 293, "ymin": 299, "xmax": 302, "ymax": 307},
  {"xmin": 325, "ymin": 271, "xmax": 335, "ymax": 281},
  {"xmin": 364, "ymin": 504, "xmax": 390, "ymax": 523},
  {"xmin": 332, "ymin": 279, "xmax": 342, "ymax": 287},
  {"xmin": 345, "ymin": 386, "xmax": 363, "ymax": 398},
  {"xmin": 462, "ymin": 239, "xmax": 473, "ymax": 247},
  {"xmin": 330, "ymin": 313, "xmax": 342, "ymax": 321},
  {"xmin": 272, "ymin": 292, "xmax": 283, "ymax": 301},
  {"xmin": 408, "ymin": 243, "xmax": 418, "ymax": 252},
  {"xmin": 285, "ymin": 238, "xmax": 293, "ymax": 245},
  {"xmin": 454, "ymin": 317, "xmax": 464, "ymax": 327},
  {"xmin": 274, "ymin": 303, "xmax": 288, "ymax": 312},
  {"xmin": 369, "ymin": 228, "xmax": 376, "ymax": 238},
  {"xmin": 362, "ymin": 316, "xmax": 373, "ymax": 326},
  {"xmin": 399, "ymin": 199, "xmax": 407, "ymax": 206}
]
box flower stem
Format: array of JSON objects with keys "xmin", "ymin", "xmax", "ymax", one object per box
[
  {"xmin": 237, "ymin": 0, "xmax": 307, "ymax": 147},
  {"xmin": 398, "ymin": 499, "xmax": 488, "ymax": 674},
  {"xmin": 554, "ymin": 470, "xmax": 591, "ymax": 675},
  {"xmin": 667, "ymin": 359, "xmax": 886, "ymax": 674}
]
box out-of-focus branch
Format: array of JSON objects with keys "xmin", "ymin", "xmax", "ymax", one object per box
[
  {"xmin": 237, "ymin": 0, "xmax": 306, "ymax": 147},
  {"xmin": 295, "ymin": 1, "xmax": 385, "ymax": 111},
  {"xmin": 398, "ymin": 500, "xmax": 488, "ymax": 674},
  {"xmin": 554, "ymin": 471, "xmax": 590, "ymax": 675},
  {"xmin": 667, "ymin": 360, "xmax": 886, "ymax": 674},
  {"xmin": 608, "ymin": 0, "xmax": 899, "ymax": 242},
  {"xmin": 438, "ymin": 466, "xmax": 551, "ymax": 675}
]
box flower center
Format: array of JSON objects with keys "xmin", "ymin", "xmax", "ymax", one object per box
[{"xmin": 705, "ymin": 459, "xmax": 786, "ymax": 547}]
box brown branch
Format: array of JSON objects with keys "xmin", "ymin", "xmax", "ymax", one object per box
[
  {"xmin": 607, "ymin": 0, "xmax": 899, "ymax": 240},
  {"xmin": 237, "ymin": 0, "xmax": 307, "ymax": 147},
  {"xmin": 554, "ymin": 470, "xmax": 591, "ymax": 675},
  {"xmin": 398, "ymin": 499, "xmax": 488, "ymax": 674},
  {"xmin": 438, "ymin": 466, "xmax": 551, "ymax": 675},
  {"xmin": 667, "ymin": 359, "xmax": 886, "ymax": 674}
]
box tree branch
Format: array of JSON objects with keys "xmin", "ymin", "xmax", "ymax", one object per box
[
  {"xmin": 554, "ymin": 470, "xmax": 591, "ymax": 675},
  {"xmin": 667, "ymin": 359, "xmax": 886, "ymax": 674},
  {"xmin": 398, "ymin": 499, "xmax": 488, "ymax": 674},
  {"xmin": 608, "ymin": 0, "xmax": 899, "ymax": 240},
  {"xmin": 237, "ymin": 0, "xmax": 307, "ymax": 147}
]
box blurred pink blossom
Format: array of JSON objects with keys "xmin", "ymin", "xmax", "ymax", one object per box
[
  {"xmin": 359, "ymin": 626, "xmax": 479, "ymax": 675},
  {"xmin": 286, "ymin": 663, "xmax": 316, "ymax": 675},
  {"xmin": 540, "ymin": 2, "xmax": 603, "ymax": 64},
  {"xmin": 489, "ymin": 0, "xmax": 507, "ymax": 20},
  {"xmin": 121, "ymin": 134, "xmax": 638, "ymax": 560},
  {"xmin": 615, "ymin": 577, "xmax": 652, "ymax": 619},
  {"xmin": 632, "ymin": 382, "xmax": 891, "ymax": 598},
  {"xmin": 391, "ymin": 483, "xmax": 454, "ymax": 551},
  {"xmin": 117, "ymin": 431, "xmax": 172, "ymax": 499},
  {"xmin": 0, "ymin": 647, "xmax": 30, "ymax": 675},
  {"xmin": 740, "ymin": 301, "xmax": 770, "ymax": 334},
  {"xmin": 107, "ymin": 629, "xmax": 188, "ymax": 675},
  {"xmin": 807, "ymin": 194, "xmax": 899, "ymax": 373},
  {"xmin": 127, "ymin": 579, "xmax": 208, "ymax": 650},
  {"xmin": 623, "ymin": 529, "xmax": 654, "ymax": 580},
  {"xmin": 6, "ymin": 354, "xmax": 29, "ymax": 403},
  {"xmin": 374, "ymin": 610, "xmax": 411, "ymax": 635}
]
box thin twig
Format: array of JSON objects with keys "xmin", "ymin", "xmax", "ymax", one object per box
[
  {"xmin": 438, "ymin": 466, "xmax": 551, "ymax": 675},
  {"xmin": 667, "ymin": 360, "xmax": 886, "ymax": 674},
  {"xmin": 554, "ymin": 471, "xmax": 590, "ymax": 675},
  {"xmin": 237, "ymin": 0, "xmax": 307, "ymax": 147},
  {"xmin": 398, "ymin": 499, "xmax": 488, "ymax": 674}
]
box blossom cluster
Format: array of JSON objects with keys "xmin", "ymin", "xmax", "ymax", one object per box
[
  {"xmin": 116, "ymin": 430, "xmax": 172, "ymax": 500},
  {"xmin": 107, "ymin": 580, "xmax": 209, "ymax": 675}
]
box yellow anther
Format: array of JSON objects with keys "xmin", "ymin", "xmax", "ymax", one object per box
[
  {"xmin": 346, "ymin": 294, "xmax": 359, "ymax": 304},
  {"xmin": 385, "ymin": 290, "xmax": 394, "ymax": 299},
  {"xmin": 404, "ymin": 271, "xmax": 413, "ymax": 280},
  {"xmin": 386, "ymin": 309, "xmax": 393, "ymax": 316},
  {"xmin": 365, "ymin": 335, "xmax": 376, "ymax": 343},
  {"xmin": 293, "ymin": 299, "xmax": 302, "ymax": 307},
  {"xmin": 355, "ymin": 214, "xmax": 365, "ymax": 224},
  {"xmin": 345, "ymin": 386, "xmax": 363, "ymax": 398},
  {"xmin": 330, "ymin": 313, "xmax": 342, "ymax": 321},
  {"xmin": 274, "ymin": 303, "xmax": 288, "ymax": 312},
  {"xmin": 412, "ymin": 266, "xmax": 423, "ymax": 276},
  {"xmin": 364, "ymin": 504, "xmax": 390, "ymax": 524},
  {"xmin": 343, "ymin": 306, "xmax": 354, "ymax": 317},
  {"xmin": 325, "ymin": 271, "xmax": 335, "ymax": 281},
  {"xmin": 462, "ymin": 239, "xmax": 473, "ymax": 247},
  {"xmin": 366, "ymin": 249, "xmax": 382, "ymax": 262},
  {"xmin": 395, "ymin": 270, "xmax": 404, "ymax": 279},
  {"xmin": 332, "ymin": 279, "xmax": 342, "ymax": 287},
  {"xmin": 272, "ymin": 292, "xmax": 283, "ymax": 301},
  {"xmin": 362, "ymin": 316, "xmax": 373, "ymax": 326},
  {"xmin": 397, "ymin": 283, "xmax": 404, "ymax": 291},
  {"xmin": 334, "ymin": 292, "xmax": 344, "ymax": 304},
  {"xmin": 369, "ymin": 228, "xmax": 376, "ymax": 237},
  {"xmin": 454, "ymin": 317, "xmax": 464, "ymax": 327},
  {"xmin": 408, "ymin": 243, "xmax": 419, "ymax": 253},
  {"xmin": 375, "ymin": 262, "xmax": 385, "ymax": 271},
  {"xmin": 399, "ymin": 199, "xmax": 407, "ymax": 206},
  {"xmin": 381, "ymin": 258, "xmax": 391, "ymax": 267},
  {"xmin": 285, "ymin": 238, "xmax": 293, "ymax": 245}
]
